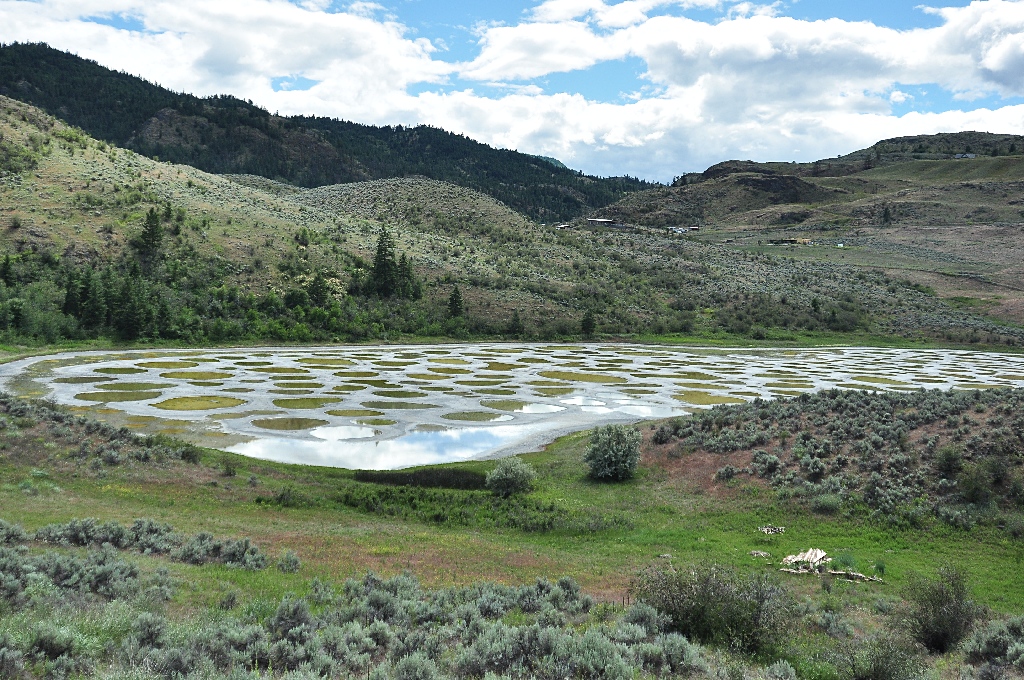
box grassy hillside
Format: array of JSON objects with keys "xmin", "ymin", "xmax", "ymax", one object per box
[
  {"xmin": 0, "ymin": 42, "xmax": 651, "ymax": 222},
  {"xmin": 1, "ymin": 385, "xmax": 1023, "ymax": 679},
  {"xmin": 598, "ymin": 134, "xmax": 1024, "ymax": 333},
  {"xmin": 1, "ymin": 94, "xmax": 1023, "ymax": 349}
]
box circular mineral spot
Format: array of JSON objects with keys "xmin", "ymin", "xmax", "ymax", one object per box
[
  {"xmin": 333, "ymin": 371, "xmax": 380, "ymax": 378},
  {"xmin": 269, "ymin": 389, "xmax": 314, "ymax": 395},
  {"xmin": 331, "ymin": 385, "xmax": 367, "ymax": 392},
  {"xmin": 160, "ymin": 371, "xmax": 234, "ymax": 381},
  {"xmin": 153, "ymin": 396, "xmax": 247, "ymax": 411},
  {"xmin": 190, "ymin": 381, "xmax": 224, "ymax": 387},
  {"xmin": 535, "ymin": 387, "xmax": 575, "ymax": 396},
  {"xmin": 442, "ymin": 411, "xmax": 513, "ymax": 422},
  {"xmin": 672, "ymin": 391, "xmax": 746, "ymax": 406},
  {"xmin": 476, "ymin": 388, "xmax": 517, "ymax": 395},
  {"xmin": 428, "ymin": 367, "xmax": 472, "ymax": 375},
  {"xmin": 361, "ymin": 401, "xmax": 439, "ymax": 410},
  {"xmin": 222, "ymin": 388, "xmax": 255, "ymax": 393},
  {"xmin": 253, "ymin": 367, "xmax": 310, "ymax": 374},
  {"xmin": 96, "ymin": 367, "xmax": 147, "ymax": 375},
  {"xmin": 327, "ymin": 409, "xmax": 385, "ymax": 417},
  {"xmin": 675, "ymin": 382, "xmax": 725, "ymax": 390},
  {"xmin": 76, "ymin": 391, "xmax": 162, "ymax": 402},
  {"xmin": 55, "ymin": 376, "xmax": 116, "ymax": 384},
  {"xmin": 357, "ymin": 418, "xmax": 398, "ymax": 426},
  {"xmin": 273, "ymin": 382, "xmax": 325, "ymax": 389},
  {"xmin": 538, "ymin": 370, "xmax": 628, "ymax": 384},
  {"xmin": 851, "ymin": 375, "xmax": 909, "ymax": 386},
  {"xmin": 271, "ymin": 397, "xmax": 342, "ymax": 409},
  {"xmin": 252, "ymin": 417, "xmax": 329, "ymax": 431},
  {"xmin": 298, "ymin": 358, "xmax": 354, "ymax": 366},
  {"xmin": 235, "ymin": 361, "xmax": 273, "ymax": 366},
  {"xmin": 373, "ymin": 390, "xmax": 428, "ymax": 399},
  {"xmin": 95, "ymin": 382, "xmax": 174, "ymax": 391},
  {"xmin": 429, "ymin": 358, "xmax": 471, "ymax": 365},
  {"xmin": 137, "ymin": 361, "xmax": 199, "ymax": 369}
]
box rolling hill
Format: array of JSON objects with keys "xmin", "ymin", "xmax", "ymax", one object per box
[
  {"xmin": 1, "ymin": 93, "xmax": 1022, "ymax": 349},
  {"xmin": 0, "ymin": 42, "xmax": 651, "ymax": 222}
]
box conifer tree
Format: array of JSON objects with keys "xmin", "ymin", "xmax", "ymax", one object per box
[
  {"xmin": 447, "ymin": 286, "xmax": 464, "ymax": 319},
  {"xmin": 140, "ymin": 207, "xmax": 164, "ymax": 264},
  {"xmin": 370, "ymin": 227, "xmax": 399, "ymax": 297}
]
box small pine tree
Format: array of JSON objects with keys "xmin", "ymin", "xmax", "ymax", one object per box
[
  {"xmin": 507, "ymin": 310, "xmax": 525, "ymax": 337},
  {"xmin": 161, "ymin": 202, "xmax": 172, "ymax": 222},
  {"xmin": 447, "ymin": 286, "xmax": 464, "ymax": 318},
  {"xmin": 306, "ymin": 271, "xmax": 331, "ymax": 308},
  {"xmin": 581, "ymin": 309, "xmax": 596, "ymax": 338},
  {"xmin": 140, "ymin": 207, "xmax": 163, "ymax": 257},
  {"xmin": 882, "ymin": 205, "xmax": 892, "ymax": 225}
]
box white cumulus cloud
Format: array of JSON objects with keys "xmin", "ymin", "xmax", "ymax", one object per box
[{"xmin": 1, "ymin": 0, "xmax": 1023, "ymax": 181}]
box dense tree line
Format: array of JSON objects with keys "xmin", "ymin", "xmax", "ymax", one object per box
[
  {"xmin": 0, "ymin": 42, "xmax": 653, "ymax": 221},
  {"xmin": 0, "ymin": 218, "xmax": 442, "ymax": 344}
]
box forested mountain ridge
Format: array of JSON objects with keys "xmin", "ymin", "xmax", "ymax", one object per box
[{"xmin": 0, "ymin": 42, "xmax": 651, "ymax": 222}]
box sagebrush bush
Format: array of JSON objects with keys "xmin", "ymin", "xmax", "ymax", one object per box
[
  {"xmin": 763, "ymin": 659, "xmax": 797, "ymax": 680},
  {"xmin": 0, "ymin": 519, "xmax": 26, "ymax": 544},
  {"xmin": 836, "ymin": 635, "xmax": 924, "ymax": 680},
  {"xmin": 902, "ymin": 564, "xmax": 981, "ymax": 654},
  {"xmin": 0, "ymin": 634, "xmax": 25, "ymax": 679},
  {"xmin": 484, "ymin": 457, "xmax": 536, "ymax": 497},
  {"xmin": 584, "ymin": 425, "xmax": 641, "ymax": 482},
  {"xmin": 964, "ymin": 616, "xmax": 1024, "ymax": 667},
  {"xmin": 631, "ymin": 561, "xmax": 792, "ymax": 653},
  {"xmin": 278, "ymin": 549, "xmax": 302, "ymax": 574}
]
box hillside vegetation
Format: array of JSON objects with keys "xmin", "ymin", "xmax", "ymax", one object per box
[
  {"xmin": 1, "ymin": 95, "xmax": 1023, "ymax": 348},
  {"xmin": 597, "ymin": 132, "xmax": 1024, "ymax": 331},
  {"xmin": 0, "ymin": 42, "xmax": 651, "ymax": 222},
  {"xmin": 2, "ymin": 384, "xmax": 1024, "ymax": 679}
]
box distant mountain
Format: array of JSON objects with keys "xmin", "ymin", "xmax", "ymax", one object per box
[
  {"xmin": 596, "ymin": 131, "xmax": 1024, "ymax": 230},
  {"xmin": 0, "ymin": 42, "xmax": 651, "ymax": 221}
]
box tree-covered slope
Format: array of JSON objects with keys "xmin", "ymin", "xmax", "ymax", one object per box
[{"xmin": 0, "ymin": 42, "xmax": 651, "ymax": 221}]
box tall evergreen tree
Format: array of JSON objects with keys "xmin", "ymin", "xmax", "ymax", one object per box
[
  {"xmin": 370, "ymin": 227, "xmax": 399, "ymax": 297},
  {"xmin": 447, "ymin": 286, "xmax": 464, "ymax": 319},
  {"xmin": 139, "ymin": 207, "xmax": 163, "ymax": 263}
]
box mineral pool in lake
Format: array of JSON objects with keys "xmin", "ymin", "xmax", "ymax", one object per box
[{"xmin": 3, "ymin": 344, "xmax": 1024, "ymax": 470}]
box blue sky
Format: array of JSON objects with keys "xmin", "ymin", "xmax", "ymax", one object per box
[{"xmin": 3, "ymin": 0, "xmax": 1024, "ymax": 179}]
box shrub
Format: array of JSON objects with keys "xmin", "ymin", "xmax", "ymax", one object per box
[
  {"xmin": 763, "ymin": 659, "xmax": 798, "ymax": 680},
  {"xmin": 0, "ymin": 519, "xmax": 27, "ymax": 544},
  {"xmin": 811, "ymin": 494, "xmax": 842, "ymax": 514},
  {"xmin": 964, "ymin": 615, "xmax": 1024, "ymax": 666},
  {"xmin": 278, "ymin": 550, "xmax": 302, "ymax": 574},
  {"xmin": 0, "ymin": 634, "xmax": 25, "ymax": 679},
  {"xmin": 631, "ymin": 561, "xmax": 792, "ymax": 653},
  {"xmin": 902, "ymin": 564, "xmax": 981, "ymax": 653},
  {"xmin": 394, "ymin": 652, "xmax": 438, "ymax": 680},
  {"xmin": 584, "ymin": 425, "xmax": 641, "ymax": 482},
  {"xmin": 836, "ymin": 635, "xmax": 924, "ymax": 680},
  {"xmin": 485, "ymin": 457, "xmax": 536, "ymax": 497},
  {"xmin": 132, "ymin": 613, "xmax": 167, "ymax": 648},
  {"xmin": 715, "ymin": 466, "xmax": 738, "ymax": 482}
]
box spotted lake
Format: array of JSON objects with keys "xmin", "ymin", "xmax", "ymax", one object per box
[{"xmin": 2, "ymin": 344, "xmax": 1023, "ymax": 469}]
